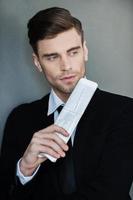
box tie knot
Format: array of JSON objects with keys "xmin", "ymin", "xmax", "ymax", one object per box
[{"xmin": 57, "ymin": 105, "xmax": 63, "ymax": 114}]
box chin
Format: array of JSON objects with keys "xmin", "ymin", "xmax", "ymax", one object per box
[{"xmin": 61, "ymin": 82, "xmax": 77, "ymax": 94}]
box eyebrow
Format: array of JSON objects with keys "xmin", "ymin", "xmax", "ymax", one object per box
[
  {"xmin": 42, "ymin": 46, "xmax": 81, "ymax": 58},
  {"xmin": 67, "ymin": 46, "xmax": 81, "ymax": 53},
  {"xmin": 43, "ymin": 53, "xmax": 58, "ymax": 58}
]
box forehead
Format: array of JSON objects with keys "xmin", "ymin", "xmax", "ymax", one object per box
[{"xmin": 37, "ymin": 28, "xmax": 82, "ymax": 54}]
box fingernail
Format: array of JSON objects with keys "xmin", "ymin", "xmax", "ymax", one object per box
[
  {"xmin": 66, "ymin": 133, "xmax": 69, "ymax": 137},
  {"xmin": 61, "ymin": 152, "xmax": 65, "ymax": 157},
  {"xmin": 65, "ymin": 145, "xmax": 68, "ymax": 151},
  {"xmin": 57, "ymin": 154, "xmax": 60, "ymax": 158}
]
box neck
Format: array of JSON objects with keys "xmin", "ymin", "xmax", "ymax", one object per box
[
  {"xmin": 53, "ymin": 90, "xmax": 71, "ymax": 103},
  {"xmin": 57, "ymin": 93, "xmax": 70, "ymax": 103}
]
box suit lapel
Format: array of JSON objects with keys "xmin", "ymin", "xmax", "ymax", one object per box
[
  {"xmin": 72, "ymin": 89, "xmax": 101, "ymax": 186},
  {"xmin": 73, "ymin": 88, "xmax": 100, "ymax": 149},
  {"xmin": 39, "ymin": 94, "xmax": 54, "ymax": 128}
]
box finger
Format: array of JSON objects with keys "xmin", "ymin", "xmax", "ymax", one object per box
[
  {"xmin": 26, "ymin": 143, "xmax": 60, "ymax": 161},
  {"xmin": 37, "ymin": 124, "xmax": 69, "ymax": 136},
  {"xmin": 31, "ymin": 136, "xmax": 68, "ymax": 155},
  {"xmin": 35, "ymin": 134, "xmax": 68, "ymax": 151},
  {"xmin": 38, "ymin": 145, "xmax": 64, "ymax": 159},
  {"xmin": 42, "ymin": 139, "xmax": 67, "ymax": 157}
]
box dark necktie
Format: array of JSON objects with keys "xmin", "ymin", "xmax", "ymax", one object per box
[{"xmin": 57, "ymin": 105, "xmax": 76, "ymax": 194}]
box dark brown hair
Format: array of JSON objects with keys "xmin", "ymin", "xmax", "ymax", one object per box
[{"xmin": 27, "ymin": 7, "xmax": 84, "ymax": 53}]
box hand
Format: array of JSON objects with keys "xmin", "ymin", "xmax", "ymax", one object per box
[{"xmin": 20, "ymin": 124, "xmax": 69, "ymax": 176}]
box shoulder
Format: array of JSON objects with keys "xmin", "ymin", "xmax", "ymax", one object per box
[
  {"xmin": 94, "ymin": 88, "xmax": 133, "ymax": 107},
  {"xmin": 89, "ymin": 88, "xmax": 133, "ymax": 121},
  {"xmin": 7, "ymin": 94, "xmax": 50, "ymax": 122}
]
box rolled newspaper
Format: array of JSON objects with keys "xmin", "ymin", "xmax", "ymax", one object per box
[{"xmin": 38, "ymin": 78, "xmax": 98, "ymax": 162}]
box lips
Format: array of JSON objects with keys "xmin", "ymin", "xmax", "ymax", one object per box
[
  {"xmin": 59, "ymin": 75, "xmax": 76, "ymax": 85},
  {"xmin": 60, "ymin": 75, "xmax": 76, "ymax": 80}
]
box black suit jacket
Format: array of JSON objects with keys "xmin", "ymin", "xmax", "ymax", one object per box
[{"xmin": 1, "ymin": 89, "xmax": 133, "ymax": 200}]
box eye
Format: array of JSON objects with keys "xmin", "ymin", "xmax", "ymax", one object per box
[
  {"xmin": 69, "ymin": 50, "xmax": 79, "ymax": 57},
  {"xmin": 46, "ymin": 55, "xmax": 58, "ymax": 61}
]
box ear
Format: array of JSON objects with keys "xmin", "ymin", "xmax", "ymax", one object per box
[
  {"xmin": 83, "ymin": 41, "xmax": 88, "ymax": 61},
  {"xmin": 32, "ymin": 53, "xmax": 42, "ymax": 72}
]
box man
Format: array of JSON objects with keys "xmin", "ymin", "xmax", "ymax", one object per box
[{"xmin": 0, "ymin": 7, "xmax": 133, "ymax": 200}]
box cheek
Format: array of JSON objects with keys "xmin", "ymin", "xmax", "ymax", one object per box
[
  {"xmin": 45, "ymin": 70, "xmax": 55, "ymax": 80},
  {"xmin": 41, "ymin": 63, "xmax": 54, "ymax": 76},
  {"xmin": 72, "ymin": 58, "xmax": 85, "ymax": 72},
  {"xmin": 43, "ymin": 67, "xmax": 60, "ymax": 85},
  {"xmin": 41, "ymin": 65, "xmax": 53, "ymax": 80}
]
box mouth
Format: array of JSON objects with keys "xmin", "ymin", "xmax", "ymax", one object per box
[
  {"xmin": 60, "ymin": 74, "xmax": 76, "ymax": 80},
  {"xmin": 60, "ymin": 75, "xmax": 76, "ymax": 83}
]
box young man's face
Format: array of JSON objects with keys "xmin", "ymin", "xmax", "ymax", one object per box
[{"xmin": 33, "ymin": 28, "xmax": 88, "ymax": 101}]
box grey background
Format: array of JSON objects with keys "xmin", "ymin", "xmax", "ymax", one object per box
[{"xmin": 0, "ymin": 0, "xmax": 133, "ymax": 147}]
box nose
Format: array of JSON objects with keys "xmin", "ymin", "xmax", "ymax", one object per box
[{"xmin": 60, "ymin": 55, "xmax": 72, "ymax": 71}]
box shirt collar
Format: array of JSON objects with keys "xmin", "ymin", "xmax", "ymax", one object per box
[{"xmin": 47, "ymin": 89, "xmax": 65, "ymax": 116}]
